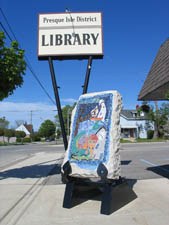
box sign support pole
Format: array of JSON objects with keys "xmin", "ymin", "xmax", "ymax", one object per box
[
  {"xmin": 82, "ymin": 56, "xmax": 93, "ymax": 94},
  {"xmin": 48, "ymin": 57, "xmax": 68, "ymax": 150}
]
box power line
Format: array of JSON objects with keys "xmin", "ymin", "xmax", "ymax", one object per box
[
  {"xmin": 0, "ymin": 8, "xmax": 17, "ymax": 40},
  {"xmin": 0, "ymin": 8, "xmax": 56, "ymax": 105},
  {"xmin": 0, "ymin": 22, "xmax": 13, "ymax": 41}
]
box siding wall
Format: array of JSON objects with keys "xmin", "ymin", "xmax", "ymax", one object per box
[{"xmin": 120, "ymin": 116, "xmax": 151, "ymax": 138}]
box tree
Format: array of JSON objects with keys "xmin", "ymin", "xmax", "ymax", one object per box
[
  {"xmin": 30, "ymin": 132, "xmax": 41, "ymax": 142},
  {"xmin": 0, "ymin": 128, "xmax": 4, "ymax": 136},
  {"xmin": 0, "ymin": 128, "xmax": 5, "ymax": 143},
  {"xmin": 56, "ymin": 128, "xmax": 61, "ymax": 139},
  {"xmin": 0, "ymin": 117, "xmax": 9, "ymax": 143},
  {"xmin": 15, "ymin": 130, "xmax": 26, "ymax": 144},
  {"xmin": 38, "ymin": 120, "xmax": 56, "ymax": 139},
  {"xmin": 0, "ymin": 32, "xmax": 26, "ymax": 101},
  {"xmin": 55, "ymin": 104, "xmax": 76, "ymax": 135},
  {"xmin": 4, "ymin": 129, "xmax": 15, "ymax": 143},
  {"xmin": 165, "ymin": 91, "xmax": 169, "ymax": 100},
  {"xmin": 147, "ymin": 102, "xmax": 169, "ymax": 138},
  {"xmin": 163, "ymin": 121, "xmax": 169, "ymax": 138},
  {"xmin": 0, "ymin": 117, "xmax": 9, "ymax": 129}
]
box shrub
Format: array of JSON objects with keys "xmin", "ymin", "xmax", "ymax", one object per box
[
  {"xmin": 23, "ymin": 137, "xmax": 31, "ymax": 143},
  {"xmin": 147, "ymin": 130, "xmax": 154, "ymax": 139},
  {"xmin": 30, "ymin": 133, "xmax": 41, "ymax": 142},
  {"xmin": 15, "ymin": 131, "xmax": 26, "ymax": 139},
  {"xmin": 16, "ymin": 137, "xmax": 22, "ymax": 142}
]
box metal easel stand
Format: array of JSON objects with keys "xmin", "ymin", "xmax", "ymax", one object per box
[
  {"xmin": 62, "ymin": 170, "xmax": 124, "ymax": 215},
  {"xmin": 62, "ymin": 150, "xmax": 124, "ymax": 215}
]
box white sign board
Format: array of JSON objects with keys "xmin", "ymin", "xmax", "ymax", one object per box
[{"xmin": 38, "ymin": 12, "xmax": 103, "ymax": 59}]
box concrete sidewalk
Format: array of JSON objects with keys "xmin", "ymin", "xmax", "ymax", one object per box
[{"xmin": 0, "ymin": 152, "xmax": 169, "ymax": 225}]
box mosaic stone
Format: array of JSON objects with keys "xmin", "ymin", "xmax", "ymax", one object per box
[{"xmin": 62, "ymin": 90, "xmax": 122, "ymax": 179}]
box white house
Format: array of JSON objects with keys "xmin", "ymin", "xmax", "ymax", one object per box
[
  {"xmin": 15, "ymin": 124, "xmax": 33, "ymax": 136},
  {"xmin": 120, "ymin": 110, "xmax": 153, "ymax": 139}
]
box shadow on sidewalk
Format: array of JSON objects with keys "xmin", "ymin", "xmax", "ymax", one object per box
[
  {"xmin": 147, "ymin": 164, "xmax": 169, "ymax": 179},
  {"xmin": 63, "ymin": 178, "xmax": 137, "ymax": 214},
  {"xmin": 0, "ymin": 163, "xmax": 61, "ymax": 180}
]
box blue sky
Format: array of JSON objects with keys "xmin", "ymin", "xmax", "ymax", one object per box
[{"xmin": 0, "ymin": 0, "xmax": 169, "ymax": 131}]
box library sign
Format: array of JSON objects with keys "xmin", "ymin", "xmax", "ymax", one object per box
[{"xmin": 38, "ymin": 12, "xmax": 103, "ymax": 59}]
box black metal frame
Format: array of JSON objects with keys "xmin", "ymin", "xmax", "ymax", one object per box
[
  {"xmin": 48, "ymin": 56, "xmax": 68, "ymax": 150},
  {"xmin": 62, "ymin": 176, "xmax": 123, "ymax": 215}
]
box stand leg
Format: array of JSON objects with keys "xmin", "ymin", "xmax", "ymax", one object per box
[
  {"xmin": 62, "ymin": 181, "xmax": 75, "ymax": 208},
  {"xmin": 48, "ymin": 57, "xmax": 68, "ymax": 151},
  {"xmin": 100, "ymin": 183, "xmax": 112, "ymax": 215},
  {"xmin": 82, "ymin": 56, "xmax": 93, "ymax": 94}
]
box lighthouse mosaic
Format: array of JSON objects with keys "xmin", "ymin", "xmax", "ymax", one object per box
[{"xmin": 62, "ymin": 90, "xmax": 122, "ymax": 179}]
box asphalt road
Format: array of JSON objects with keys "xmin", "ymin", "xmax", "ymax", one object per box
[
  {"xmin": 0, "ymin": 142, "xmax": 169, "ymax": 181},
  {"xmin": 120, "ymin": 142, "xmax": 169, "ymax": 180},
  {"xmin": 0, "ymin": 142, "xmax": 64, "ymax": 170}
]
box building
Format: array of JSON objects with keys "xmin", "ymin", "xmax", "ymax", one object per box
[
  {"xmin": 15, "ymin": 124, "xmax": 33, "ymax": 137},
  {"xmin": 138, "ymin": 38, "xmax": 169, "ymax": 101},
  {"xmin": 120, "ymin": 110, "xmax": 152, "ymax": 139}
]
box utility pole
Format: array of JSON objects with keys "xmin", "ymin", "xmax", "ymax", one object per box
[{"xmin": 30, "ymin": 110, "xmax": 33, "ymax": 125}]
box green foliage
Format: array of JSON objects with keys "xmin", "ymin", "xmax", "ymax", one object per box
[
  {"xmin": 15, "ymin": 130, "xmax": 26, "ymax": 144},
  {"xmin": 147, "ymin": 130, "xmax": 154, "ymax": 139},
  {"xmin": 0, "ymin": 32, "xmax": 26, "ymax": 101},
  {"xmin": 4, "ymin": 129, "xmax": 15, "ymax": 143},
  {"xmin": 15, "ymin": 131, "xmax": 26, "ymax": 138},
  {"xmin": 165, "ymin": 91, "xmax": 169, "ymax": 100},
  {"xmin": 0, "ymin": 127, "xmax": 4, "ymax": 136},
  {"xmin": 23, "ymin": 137, "xmax": 31, "ymax": 143},
  {"xmin": 120, "ymin": 139, "xmax": 132, "ymax": 143},
  {"xmin": 140, "ymin": 104, "xmax": 150, "ymax": 113},
  {"xmin": 55, "ymin": 104, "xmax": 76, "ymax": 135},
  {"xmin": 16, "ymin": 137, "xmax": 31, "ymax": 143},
  {"xmin": 38, "ymin": 120, "xmax": 56, "ymax": 139},
  {"xmin": 147, "ymin": 102, "xmax": 169, "ymax": 138},
  {"xmin": 16, "ymin": 137, "xmax": 22, "ymax": 143},
  {"xmin": 30, "ymin": 132, "xmax": 41, "ymax": 142}
]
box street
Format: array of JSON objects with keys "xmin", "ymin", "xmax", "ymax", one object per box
[
  {"xmin": 121, "ymin": 142, "xmax": 169, "ymax": 180},
  {"xmin": 0, "ymin": 142, "xmax": 169, "ymax": 181},
  {"xmin": 0, "ymin": 143, "xmax": 64, "ymax": 171}
]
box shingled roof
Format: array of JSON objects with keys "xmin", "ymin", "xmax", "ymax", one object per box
[
  {"xmin": 121, "ymin": 110, "xmax": 147, "ymax": 120},
  {"xmin": 138, "ymin": 38, "xmax": 169, "ymax": 100}
]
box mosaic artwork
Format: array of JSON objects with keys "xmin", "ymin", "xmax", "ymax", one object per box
[
  {"xmin": 69, "ymin": 95, "xmax": 111, "ymax": 162},
  {"xmin": 62, "ymin": 90, "xmax": 122, "ymax": 179}
]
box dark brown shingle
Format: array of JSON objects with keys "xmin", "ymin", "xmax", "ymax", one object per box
[{"xmin": 138, "ymin": 38, "xmax": 169, "ymax": 100}]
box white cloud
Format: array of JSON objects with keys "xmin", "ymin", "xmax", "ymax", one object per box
[
  {"xmin": 0, "ymin": 101, "xmax": 56, "ymax": 112},
  {"xmin": 0, "ymin": 100, "xmax": 78, "ymax": 131},
  {"xmin": 0, "ymin": 102, "xmax": 58, "ymax": 131},
  {"xmin": 61, "ymin": 98, "xmax": 77, "ymax": 104}
]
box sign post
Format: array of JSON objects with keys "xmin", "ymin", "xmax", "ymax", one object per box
[
  {"xmin": 48, "ymin": 56, "xmax": 68, "ymax": 150},
  {"xmin": 38, "ymin": 12, "xmax": 103, "ymax": 151},
  {"xmin": 82, "ymin": 56, "xmax": 93, "ymax": 94}
]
